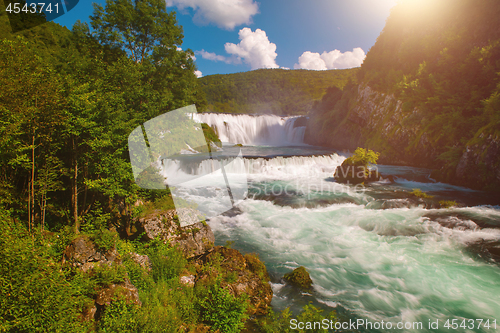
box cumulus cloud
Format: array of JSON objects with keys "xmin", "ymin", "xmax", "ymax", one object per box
[
  {"xmin": 224, "ymin": 28, "xmax": 279, "ymax": 70},
  {"xmin": 294, "ymin": 48, "xmax": 366, "ymax": 70},
  {"xmin": 194, "ymin": 70, "xmax": 203, "ymax": 78},
  {"xmin": 166, "ymin": 0, "xmax": 259, "ymax": 30}
]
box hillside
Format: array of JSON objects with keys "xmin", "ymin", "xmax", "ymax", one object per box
[
  {"xmin": 305, "ymin": 0, "xmax": 500, "ymax": 191},
  {"xmin": 199, "ymin": 68, "xmax": 358, "ymax": 115}
]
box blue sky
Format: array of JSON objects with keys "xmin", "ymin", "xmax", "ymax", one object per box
[{"xmin": 54, "ymin": 0, "xmax": 397, "ymax": 77}]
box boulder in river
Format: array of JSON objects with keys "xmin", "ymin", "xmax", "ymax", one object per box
[{"xmin": 283, "ymin": 266, "xmax": 313, "ymax": 291}]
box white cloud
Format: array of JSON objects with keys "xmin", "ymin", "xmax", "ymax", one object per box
[
  {"xmin": 224, "ymin": 28, "xmax": 279, "ymax": 70},
  {"xmin": 166, "ymin": 0, "xmax": 259, "ymax": 30},
  {"xmin": 196, "ymin": 50, "xmax": 242, "ymax": 65},
  {"xmin": 197, "ymin": 49, "xmax": 227, "ymax": 62},
  {"xmin": 195, "ymin": 70, "xmax": 203, "ymax": 78},
  {"xmin": 294, "ymin": 48, "xmax": 366, "ymax": 70},
  {"xmin": 294, "ymin": 51, "xmax": 327, "ymax": 70}
]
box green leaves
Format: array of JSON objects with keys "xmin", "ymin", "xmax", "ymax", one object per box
[{"xmin": 0, "ymin": 216, "xmax": 89, "ymax": 332}]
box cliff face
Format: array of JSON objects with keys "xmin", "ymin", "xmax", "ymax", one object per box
[
  {"xmin": 305, "ymin": 0, "xmax": 500, "ymax": 191},
  {"xmin": 305, "ymin": 85, "xmax": 437, "ymax": 167},
  {"xmin": 453, "ymin": 134, "xmax": 500, "ymax": 190}
]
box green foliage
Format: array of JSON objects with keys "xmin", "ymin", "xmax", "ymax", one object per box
[
  {"xmin": 439, "ymin": 200, "xmax": 458, "ymax": 208},
  {"xmin": 244, "ymin": 253, "xmax": 269, "ymax": 283},
  {"xmin": 344, "ymin": 147, "xmax": 380, "ymax": 167},
  {"xmin": 257, "ymin": 307, "xmax": 293, "ymax": 333},
  {"xmin": 92, "ymin": 263, "xmax": 127, "ymax": 286},
  {"xmin": 257, "ymin": 305, "xmax": 337, "ymax": 333},
  {"xmin": 99, "ymin": 296, "xmax": 142, "ymax": 333},
  {"xmin": 0, "ymin": 214, "xmax": 89, "ymax": 332},
  {"xmin": 145, "ymin": 240, "xmax": 187, "ymax": 283},
  {"xmin": 296, "ymin": 304, "xmax": 337, "ymax": 333},
  {"xmin": 195, "ymin": 280, "xmax": 248, "ymax": 333},
  {"xmin": 200, "ymin": 68, "xmax": 358, "ymax": 115},
  {"xmin": 351, "ymin": 0, "xmax": 500, "ymax": 185},
  {"xmin": 201, "ymin": 123, "xmax": 222, "ymax": 149},
  {"xmin": 91, "ymin": 228, "xmax": 118, "ymax": 252},
  {"xmin": 410, "ymin": 188, "xmax": 434, "ymax": 199}
]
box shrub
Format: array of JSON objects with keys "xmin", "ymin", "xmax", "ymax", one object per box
[
  {"xmin": 296, "ymin": 304, "xmax": 337, "ymax": 333},
  {"xmin": 257, "ymin": 304, "xmax": 337, "ymax": 333},
  {"xmin": 92, "ymin": 263, "xmax": 127, "ymax": 286},
  {"xmin": 99, "ymin": 297, "xmax": 142, "ymax": 333},
  {"xmin": 91, "ymin": 228, "xmax": 118, "ymax": 252},
  {"xmin": 439, "ymin": 200, "xmax": 457, "ymax": 208},
  {"xmin": 195, "ymin": 281, "xmax": 248, "ymax": 333},
  {"xmin": 81, "ymin": 203, "xmax": 110, "ymax": 234},
  {"xmin": 411, "ymin": 188, "xmax": 434, "ymax": 199},
  {"xmin": 0, "ymin": 216, "xmax": 89, "ymax": 332},
  {"xmin": 344, "ymin": 147, "xmax": 380, "ymax": 167},
  {"xmin": 145, "ymin": 240, "xmax": 187, "ymax": 283},
  {"xmin": 257, "ymin": 307, "xmax": 293, "ymax": 333}
]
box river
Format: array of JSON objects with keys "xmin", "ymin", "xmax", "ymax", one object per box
[{"xmin": 172, "ymin": 113, "xmax": 500, "ymax": 332}]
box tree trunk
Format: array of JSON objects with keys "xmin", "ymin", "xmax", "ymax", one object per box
[
  {"xmin": 30, "ymin": 130, "xmax": 35, "ymax": 234},
  {"xmin": 72, "ymin": 137, "xmax": 79, "ymax": 233}
]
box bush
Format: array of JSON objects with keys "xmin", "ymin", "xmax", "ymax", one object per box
[
  {"xmin": 344, "ymin": 147, "xmax": 379, "ymax": 167},
  {"xmin": 257, "ymin": 307, "xmax": 293, "ymax": 333},
  {"xmin": 145, "ymin": 239, "xmax": 187, "ymax": 283},
  {"xmin": 91, "ymin": 228, "xmax": 118, "ymax": 252},
  {"xmin": 92, "ymin": 263, "xmax": 127, "ymax": 286},
  {"xmin": 0, "ymin": 215, "xmax": 89, "ymax": 332},
  {"xmin": 99, "ymin": 297, "xmax": 142, "ymax": 333},
  {"xmin": 296, "ymin": 304, "xmax": 337, "ymax": 333},
  {"xmin": 196, "ymin": 281, "xmax": 248, "ymax": 333},
  {"xmin": 439, "ymin": 200, "xmax": 457, "ymax": 208},
  {"xmin": 410, "ymin": 188, "xmax": 434, "ymax": 199}
]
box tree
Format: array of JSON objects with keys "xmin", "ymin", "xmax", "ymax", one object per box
[
  {"xmin": 0, "ymin": 37, "xmax": 66, "ymax": 232},
  {"xmin": 88, "ymin": 0, "xmax": 203, "ymax": 112}
]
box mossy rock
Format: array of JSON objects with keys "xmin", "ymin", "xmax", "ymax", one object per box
[{"xmin": 283, "ymin": 266, "xmax": 312, "ymax": 290}]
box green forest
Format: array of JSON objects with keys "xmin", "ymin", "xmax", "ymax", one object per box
[
  {"xmin": 305, "ymin": 0, "xmax": 500, "ymax": 191},
  {"xmin": 0, "ymin": 0, "xmax": 337, "ymax": 331},
  {"xmin": 199, "ymin": 68, "xmax": 357, "ymax": 115}
]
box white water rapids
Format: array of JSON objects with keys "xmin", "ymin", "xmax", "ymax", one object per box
[{"xmin": 157, "ymin": 113, "xmax": 500, "ymax": 332}]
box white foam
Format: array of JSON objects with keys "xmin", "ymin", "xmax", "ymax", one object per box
[{"xmin": 192, "ymin": 113, "xmax": 307, "ymax": 145}]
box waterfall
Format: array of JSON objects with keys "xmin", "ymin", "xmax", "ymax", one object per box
[
  {"xmin": 160, "ymin": 154, "xmax": 343, "ymax": 181},
  {"xmin": 192, "ymin": 113, "xmax": 307, "ymax": 145}
]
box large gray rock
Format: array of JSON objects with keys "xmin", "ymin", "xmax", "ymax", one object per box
[
  {"xmin": 134, "ymin": 208, "xmax": 215, "ymax": 258},
  {"xmin": 62, "ymin": 236, "xmax": 120, "ymax": 272}
]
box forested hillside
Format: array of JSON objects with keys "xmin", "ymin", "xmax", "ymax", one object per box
[
  {"xmin": 305, "ymin": 0, "xmax": 500, "ymax": 191},
  {"xmin": 199, "ymin": 68, "xmax": 357, "ymax": 115}
]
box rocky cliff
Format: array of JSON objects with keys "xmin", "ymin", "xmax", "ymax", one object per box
[
  {"xmin": 305, "ymin": 84, "xmax": 500, "ymax": 191},
  {"xmin": 305, "ymin": 85, "xmax": 435, "ymax": 166}
]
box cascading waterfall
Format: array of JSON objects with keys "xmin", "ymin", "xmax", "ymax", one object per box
[
  {"xmin": 160, "ymin": 154, "xmax": 343, "ymax": 180},
  {"xmin": 191, "ymin": 113, "xmax": 307, "ymax": 145}
]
